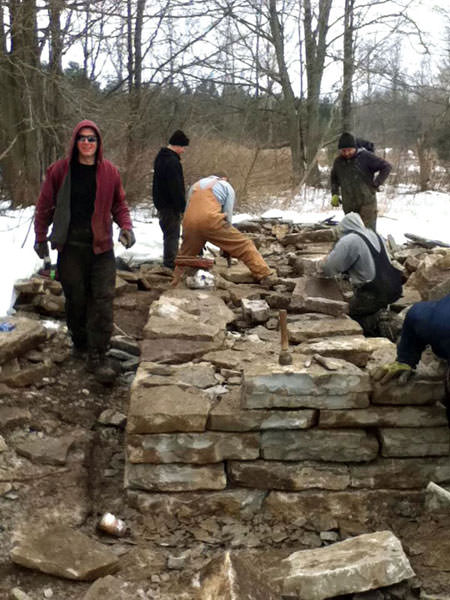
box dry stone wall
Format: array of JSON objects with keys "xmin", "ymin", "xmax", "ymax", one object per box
[
  {"xmin": 125, "ymin": 222, "xmax": 450, "ymax": 527},
  {"xmin": 125, "ymin": 276, "xmax": 450, "ymax": 526}
]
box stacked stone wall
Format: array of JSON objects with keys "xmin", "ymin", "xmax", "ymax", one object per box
[{"xmin": 125, "ymin": 285, "xmax": 450, "ymax": 525}]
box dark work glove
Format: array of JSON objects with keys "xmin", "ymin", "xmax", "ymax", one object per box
[
  {"xmin": 34, "ymin": 240, "xmax": 49, "ymax": 259},
  {"xmin": 119, "ymin": 228, "xmax": 136, "ymax": 249}
]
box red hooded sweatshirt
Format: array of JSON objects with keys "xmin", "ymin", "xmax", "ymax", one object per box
[{"xmin": 34, "ymin": 119, "xmax": 132, "ymax": 254}]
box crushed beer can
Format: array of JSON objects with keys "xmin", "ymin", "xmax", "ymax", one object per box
[
  {"xmin": 0, "ymin": 322, "xmax": 16, "ymax": 332},
  {"xmin": 98, "ymin": 512, "xmax": 127, "ymax": 537}
]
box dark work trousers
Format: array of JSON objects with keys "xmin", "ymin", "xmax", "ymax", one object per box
[
  {"xmin": 158, "ymin": 209, "xmax": 182, "ymax": 269},
  {"xmin": 349, "ymin": 288, "xmax": 383, "ymax": 336},
  {"xmin": 58, "ymin": 244, "xmax": 116, "ymax": 353}
]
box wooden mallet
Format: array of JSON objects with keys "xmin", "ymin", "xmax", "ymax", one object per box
[{"xmin": 278, "ymin": 309, "xmax": 292, "ymax": 365}]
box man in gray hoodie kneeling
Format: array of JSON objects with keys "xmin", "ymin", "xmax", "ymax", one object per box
[{"xmin": 319, "ymin": 212, "xmax": 402, "ymax": 336}]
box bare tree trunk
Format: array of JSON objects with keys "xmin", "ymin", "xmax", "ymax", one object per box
[
  {"xmin": 303, "ymin": 0, "xmax": 332, "ymax": 184},
  {"xmin": 342, "ymin": 0, "xmax": 354, "ymax": 131},
  {"xmin": 268, "ymin": 0, "xmax": 304, "ymax": 183},
  {"xmin": 0, "ymin": 0, "xmax": 42, "ymax": 206}
]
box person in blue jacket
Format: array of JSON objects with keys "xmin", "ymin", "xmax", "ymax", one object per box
[{"xmin": 375, "ymin": 294, "xmax": 450, "ymax": 425}]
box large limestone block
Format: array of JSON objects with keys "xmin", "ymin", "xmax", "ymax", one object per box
[
  {"xmin": 140, "ymin": 337, "xmax": 224, "ymax": 364},
  {"xmin": 288, "ymin": 317, "xmax": 362, "ymax": 343},
  {"xmin": 0, "ymin": 317, "xmax": 47, "ymax": 365},
  {"xmin": 10, "ymin": 525, "xmax": 119, "ymax": 581},
  {"xmin": 229, "ymin": 460, "xmax": 350, "ymax": 491},
  {"xmin": 202, "ymin": 348, "xmax": 260, "ymax": 370},
  {"xmin": 319, "ymin": 405, "xmax": 448, "ymax": 428},
  {"xmin": 197, "ymin": 551, "xmax": 278, "ymax": 600},
  {"xmin": 378, "ymin": 427, "xmax": 450, "ymax": 457},
  {"xmin": 350, "ymin": 457, "xmax": 450, "ymax": 489},
  {"xmin": 283, "ymin": 229, "xmax": 336, "ymax": 245},
  {"xmin": 208, "ymin": 389, "xmax": 316, "ymax": 432},
  {"xmin": 242, "ymin": 356, "xmax": 370, "ymax": 410},
  {"xmin": 125, "ymin": 462, "xmax": 226, "ymax": 492},
  {"xmin": 127, "ymin": 432, "xmax": 259, "ymax": 463},
  {"xmin": 143, "ymin": 288, "xmax": 234, "ymax": 340},
  {"xmin": 371, "ymin": 379, "xmax": 445, "ymax": 405},
  {"xmin": 264, "ymin": 490, "xmax": 423, "ymax": 530},
  {"xmin": 133, "ymin": 361, "xmax": 217, "ymax": 389},
  {"xmin": 127, "ymin": 385, "xmax": 211, "ymax": 434},
  {"xmin": 128, "ymin": 488, "xmax": 265, "ymax": 518},
  {"xmin": 296, "ymin": 336, "xmax": 373, "ymax": 368},
  {"xmin": 273, "ymin": 530, "xmax": 415, "ymax": 599},
  {"xmin": 261, "ymin": 429, "xmax": 378, "ymax": 462},
  {"xmin": 407, "ymin": 249, "xmax": 450, "ymax": 300}
]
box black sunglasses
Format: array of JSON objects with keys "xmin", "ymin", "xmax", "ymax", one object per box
[{"xmin": 77, "ymin": 135, "xmax": 97, "ymax": 143}]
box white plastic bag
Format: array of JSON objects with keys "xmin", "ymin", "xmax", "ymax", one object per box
[{"xmin": 185, "ymin": 269, "xmax": 215, "ymax": 289}]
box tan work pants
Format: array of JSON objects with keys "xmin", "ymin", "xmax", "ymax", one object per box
[{"xmin": 176, "ymin": 184, "xmax": 271, "ymax": 280}]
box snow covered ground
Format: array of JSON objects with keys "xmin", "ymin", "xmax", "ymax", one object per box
[{"xmin": 1, "ymin": 187, "xmax": 449, "ymax": 317}]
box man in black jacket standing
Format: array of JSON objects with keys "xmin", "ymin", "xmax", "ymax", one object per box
[
  {"xmin": 152, "ymin": 130, "xmax": 189, "ymax": 269},
  {"xmin": 330, "ymin": 132, "xmax": 391, "ymax": 231}
]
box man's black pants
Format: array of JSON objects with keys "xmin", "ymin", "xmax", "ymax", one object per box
[
  {"xmin": 158, "ymin": 210, "xmax": 182, "ymax": 270},
  {"xmin": 58, "ymin": 244, "xmax": 116, "ymax": 353}
]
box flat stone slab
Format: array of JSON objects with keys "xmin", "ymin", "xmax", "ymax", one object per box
[
  {"xmin": 82, "ymin": 575, "xmax": 136, "ymax": 599},
  {"xmin": 350, "ymin": 457, "xmax": 450, "ymax": 489},
  {"xmin": 379, "ymin": 427, "xmax": 450, "ymax": 457},
  {"xmin": 214, "ymin": 262, "xmax": 256, "ymax": 283},
  {"xmin": 15, "ymin": 435, "xmax": 75, "ymax": 466},
  {"xmin": 0, "ymin": 317, "xmax": 47, "ymax": 365},
  {"xmin": 0, "ymin": 406, "xmax": 31, "ymax": 429},
  {"xmin": 229, "ymin": 460, "xmax": 350, "ymax": 491},
  {"xmin": 143, "ymin": 289, "xmax": 234, "ymax": 341},
  {"xmin": 198, "ymin": 551, "xmax": 278, "ymax": 599},
  {"xmin": 273, "ymin": 530, "xmax": 414, "ymax": 599},
  {"xmin": 125, "ymin": 462, "xmax": 226, "ymax": 492},
  {"xmin": 371, "ymin": 379, "xmax": 445, "ymax": 405},
  {"xmin": 288, "ymin": 317, "xmax": 362, "ymax": 343},
  {"xmin": 128, "ymin": 488, "xmax": 265, "ymax": 518},
  {"xmin": 290, "ymin": 295, "xmax": 349, "ymax": 317},
  {"xmin": 319, "ymin": 405, "xmax": 448, "ymax": 428},
  {"xmin": 242, "ymin": 356, "xmax": 370, "ymax": 410},
  {"xmin": 127, "ymin": 385, "xmax": 211, "ymax": 434},
  {"xmin": 140, "ymin": 337, "xmax": 224, "ymax": 364},
  {"xmin": 261, "ymin": 429, "xmax": 378, "ymax": 462},
  {"xmin": 264, "ymin": 490, "xmax": 424, "ymax": 530},
  {"xmin": 209, "ymin": 390, "xmax": 316, "ymax": 432},
  {"xmin": 10, "ymin": 525, "xmax": 119, "ymax": 581},
  {"xmin": 135, "ymin": 361, "xmax": 218, "ymax": 389},
  {"xmin": 127, "ymin": 432, "xmax": 260, "ymax": 463},
  {"xmin": 296, "ymin": 336, "xmax": 373, "ymax": 368}
]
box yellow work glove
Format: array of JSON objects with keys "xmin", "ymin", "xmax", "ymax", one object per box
[
  {"xmin": 331, "ymin": 195, "xmax": 340, "ymax": 208},
  {"xmin": 372, "ymin": 361, "xmax": 413, "ymax": 385}
]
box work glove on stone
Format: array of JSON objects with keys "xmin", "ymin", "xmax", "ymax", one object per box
[
  {"xmin": 119, "ymin": 228, "xmax": 136, "ymax": 249},
  {"xmin": 372, "ymin": 361, "xmax": 413, "ymax": 385},
  {"xmin": 34, "ymin": 240, "xmax": 49, "ymax": 259},
  {"xmin": 331, "ymin": 195, "xmax": 340, "ymax": 208}
]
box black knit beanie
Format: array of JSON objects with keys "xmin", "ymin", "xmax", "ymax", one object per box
[
  {"xmin": 338, "ymin": 132, "xmax": 356, "ymax": 149},
  {"xmin": 169, "ymin": 130, "xmax": 190, "ymax": 146}
]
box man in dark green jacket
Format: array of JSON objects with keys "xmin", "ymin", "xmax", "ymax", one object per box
[{"xmin": 330, "ymin": 132, "xmax": 391, "ymax": 231}]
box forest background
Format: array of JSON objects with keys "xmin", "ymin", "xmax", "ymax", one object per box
[{"xmin": 1, "ymin": 0, "xmax": 450, "ymax": 213}]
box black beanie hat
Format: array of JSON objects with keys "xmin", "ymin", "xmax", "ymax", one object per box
[
  {"xmin": 169, "ymin": 130, "xmax": 189, "ymax": 146},
  {"xmin": 338, "ymin": 132, "xmax": 356, "ymax": 149}
]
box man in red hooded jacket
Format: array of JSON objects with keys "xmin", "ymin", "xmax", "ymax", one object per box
[{"xmin": 34, "ymin": 120, "xmax": 135, "ymax": 384}]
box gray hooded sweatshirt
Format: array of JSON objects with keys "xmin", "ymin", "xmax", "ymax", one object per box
[{"xmin": 321, "ymin": 212, "xmax": 387, "ymax": 286}]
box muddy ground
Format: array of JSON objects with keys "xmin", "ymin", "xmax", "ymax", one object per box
[{"xmin": 1, "ymin": 288, "xmax": 450, "ymax": 600}]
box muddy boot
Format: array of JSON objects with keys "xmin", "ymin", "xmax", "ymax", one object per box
[{"xmin": 86, "ymin": 350, "xmax": 117, "ymax": 385}]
